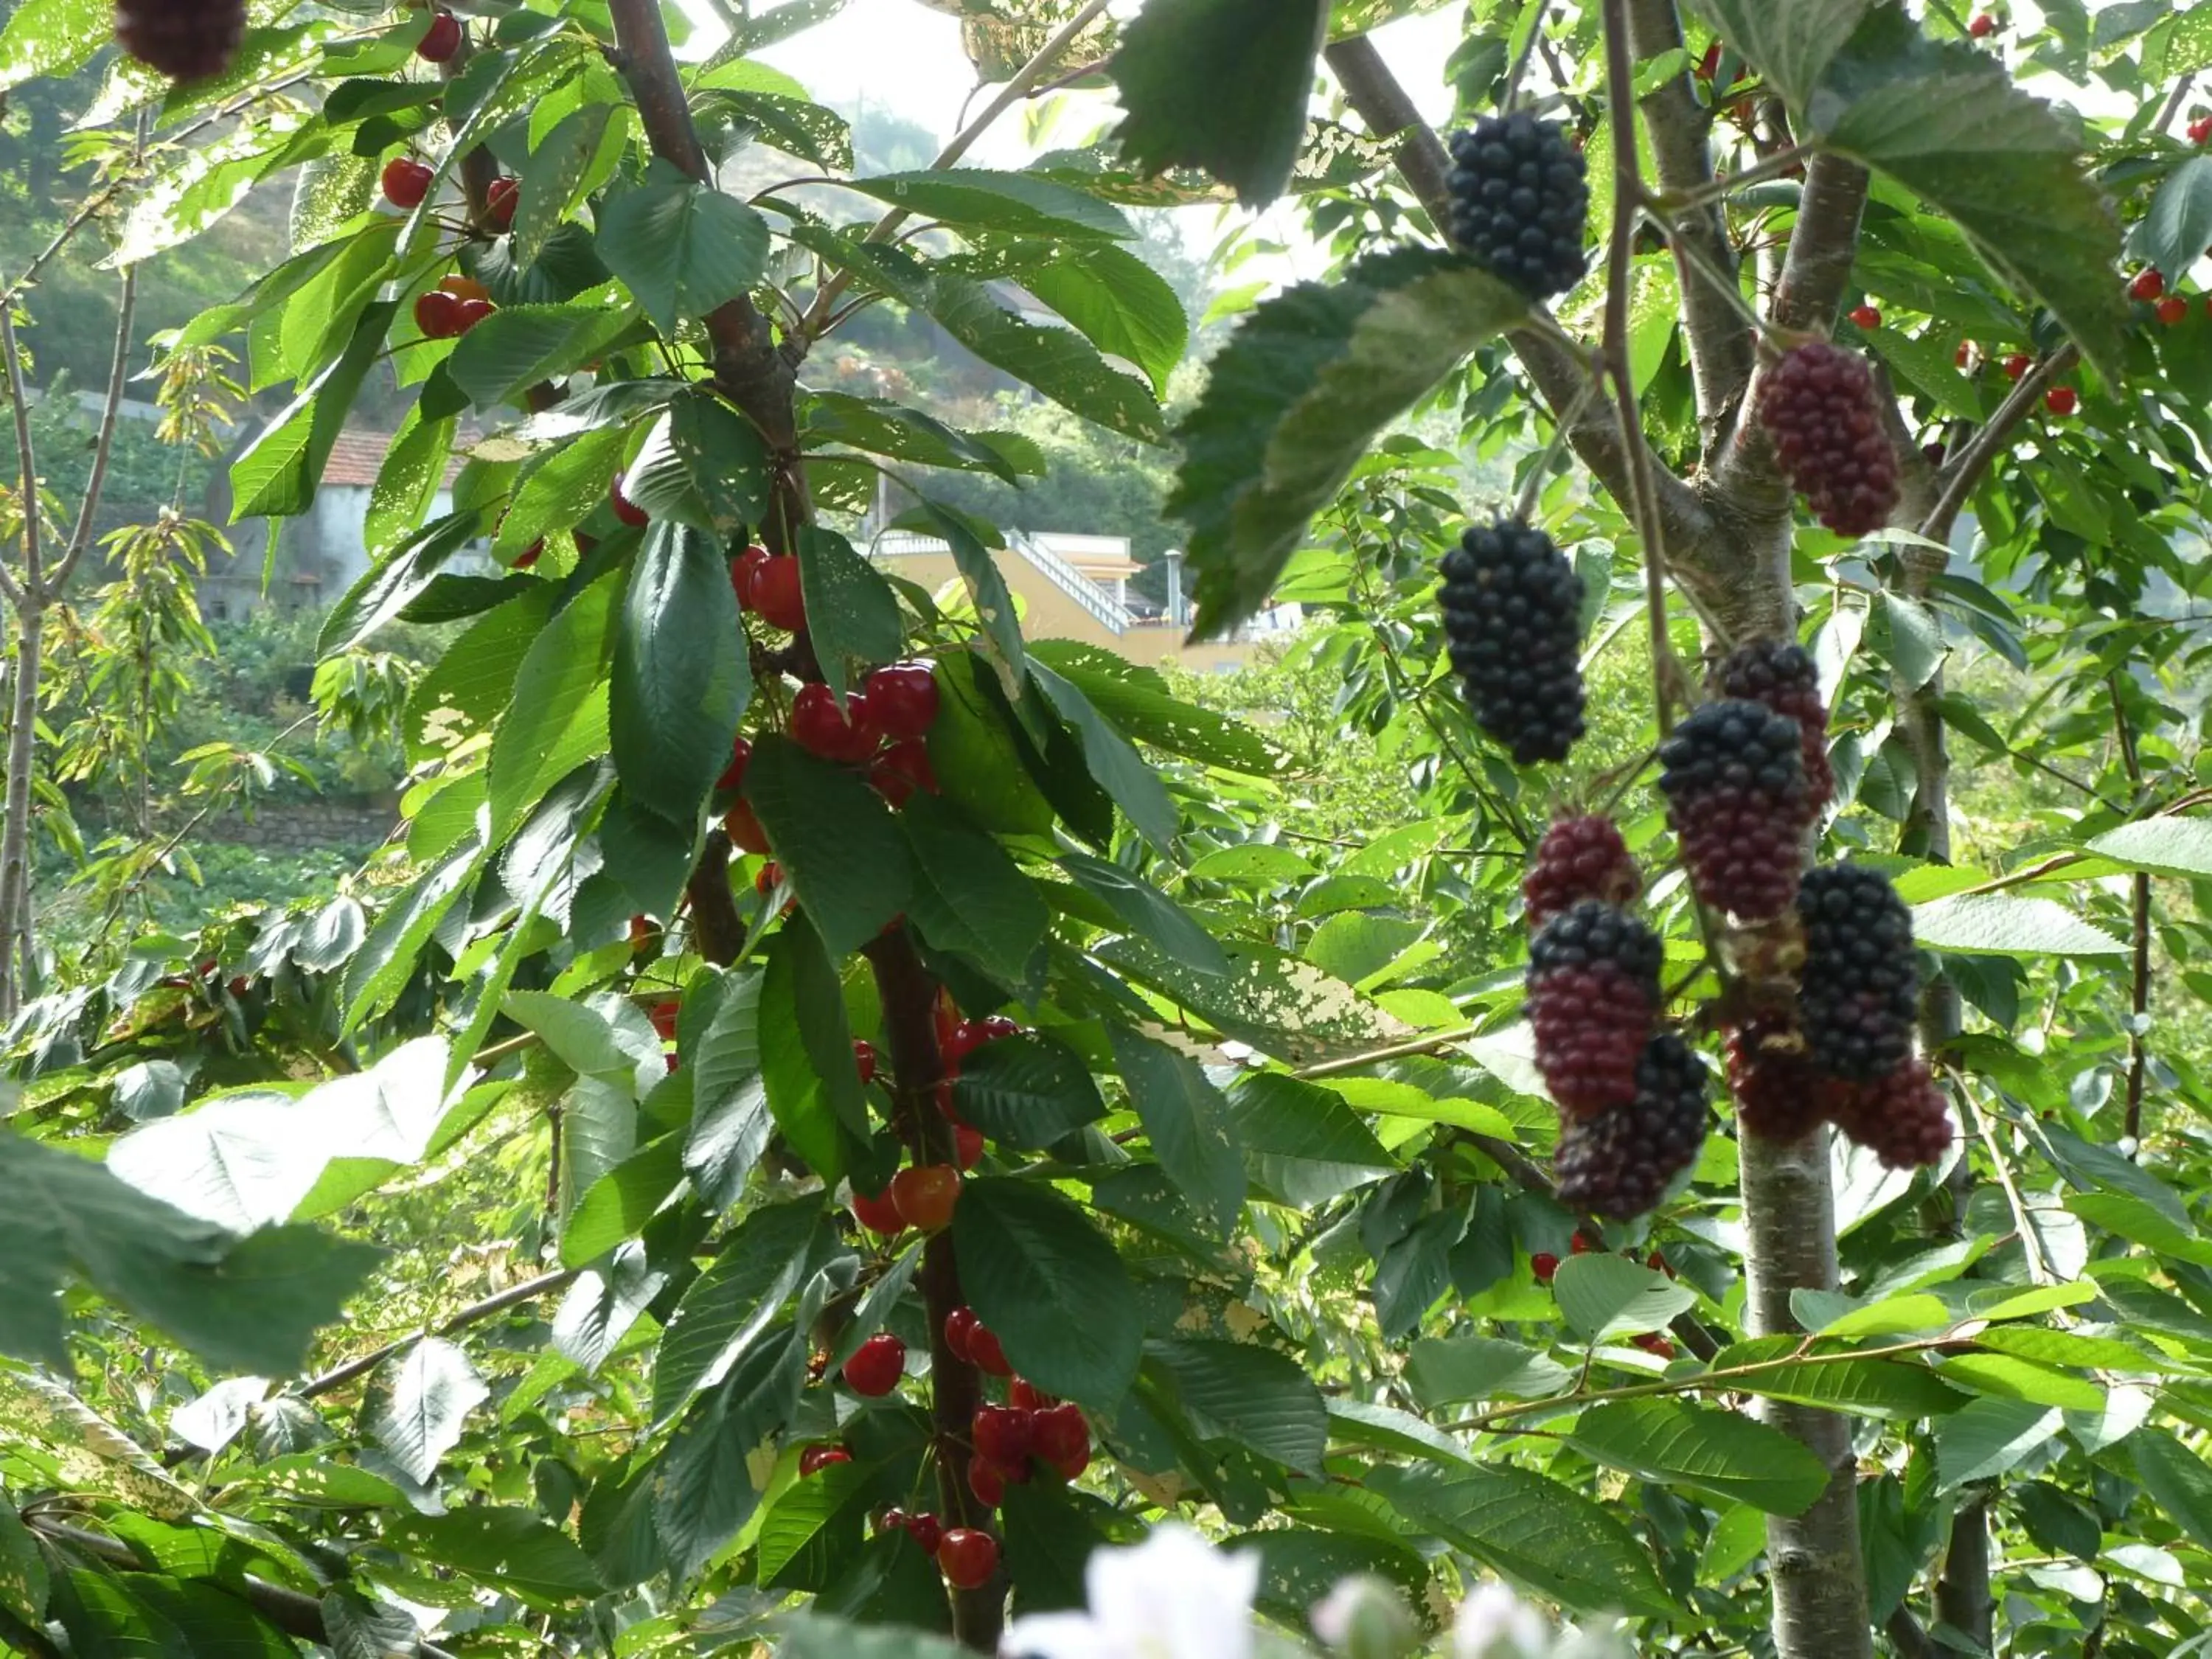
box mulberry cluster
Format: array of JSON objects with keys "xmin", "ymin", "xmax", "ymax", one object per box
[
  {"xmin": 1557, "ymin": 1034, "xmax": 1711, "ymax": 1219},
  {"xmin": 1711, "ymin": 639, "xmax": 1834, "ymax": 812},
  {"xmin": 1446, "ymin": 113, "xmax": 1590, "ymax": 299},
  {"xmin": 116, "ymin": 0, "xmax": 246, "ymax": 81},
  {"xmin": 1756, "ymin": 342, "xmax": 1901, "ymax": 538},
  {"xmin": 1658, "ymin": 698, "xmax": 1812, "ymax": 920},
  {"xmin": 1831, "ymin": 1059, "xmax": 1953, "ymax": 1169},
  {"xmin": 1439, "ymin": 518, "xmax": 1587, "ymax": 766},
  {"xmin": 1796, "ymin": 864, "xmax": 1918, "ymax": 1082},
  {"xmin": 1526, "ymin": 901, "xmax": 1661, "ymax": 1120},
  {"xmin": 1724, "ymin": 1016, "xmax": 1836, "ymax": 1144},
  {"xmin": 1523, "ymin": 816, "xmax": 1641, "ymax": 931}
]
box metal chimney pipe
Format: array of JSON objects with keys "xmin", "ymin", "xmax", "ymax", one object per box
[{"xmin": 1163, "ymin": 549, "xmax": 1186, "ymax": 627}]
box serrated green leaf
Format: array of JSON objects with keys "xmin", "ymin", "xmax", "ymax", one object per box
[
  {"xmin": 2133, "ymin": 155, "xmax": 2212, "ymax": 284},
  {"xmin": 651, "ymin": 1200, "xmax": 827, "ymax": 1424},
  {"xmin": 902, "ymin": 793, "xmax": 1051, "ymax": 982},
  {"xmin": 1148, "ymin": 1338, "xmax": 1326, "ymax": 1475},
  {"xmin": 1107, "ymin": 1028, "xmax": 1246, "ymax": 1241},
  {"xmin": 1029, "ymin": 660, "xmax": 1178, "ymax": 854},
  {"xmin": 382, "ymin": 1508, "xmax": 603, "ymax": 1607},
  {"xmin": 364, "ymin": 1337, "xmax": 488, "ymax": 1485},
  {"xmin": 597, "ymin": 159, "xmax": 771, "ymax": 333},
  {"xmin": 1566, "ymin": 1399, "xmax": 1832, "ymax": 1515},
  {"xmin": 947, "ymin": 1033, "xmax": 1107, "ymax": 1149},
  {"xmin": 952, "ymin": 1178, "xmax": 1141, "ymax": 1409},
  {"xmin": 1687, "ymin": 0, "xmax": 1874, "ymax": 110},
  {"xmin": 1910, "ymin": 894, "xmax": 2126, "ymax": 958},
  {"xmin": 611, "ymin": 523, "xmax": 751, "ymax": 828},
  {"xmin": 1060, "ymin": 852, "xmax": 1230, "ymax": 977},
  {"xmin": 1935, "ymin": 1397, "xmax": 2059, "ymax": 1490},
  {"xmin": 744, "ymin": 737, "xmax": 914, "ymax": 958},
  {"xmin": 842, "ymin": 169, "xmax": 1134, "ymax": 241},
  {"xmin": 487, "ymin": 571, "xmax": 619, "ymax": 840},
  {"xmin": 1552, "ymin": 1253, "xmax": 1696, "ymax": 1340},
  {"xmin": 797, "ymin": 526, "xmax": 905, "ymax": 706},
  {"xmin": 2084, "ymin": 817, "xmax": 2212, "ymax": 880}
]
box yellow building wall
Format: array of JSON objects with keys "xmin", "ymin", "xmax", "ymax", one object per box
[{"xmin": 880, "ymin": 549, "xmax": 1259, "ymax": 675}]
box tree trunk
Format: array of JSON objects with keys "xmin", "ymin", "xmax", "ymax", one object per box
[{"xmin": 0, "ymin": 602, "xmax": 44, "ymax": 1018}]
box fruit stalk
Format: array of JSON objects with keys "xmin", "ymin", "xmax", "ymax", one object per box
[{"xmin": 863, "ymin": 925, "xmax": 1001, "ymax": 1650}]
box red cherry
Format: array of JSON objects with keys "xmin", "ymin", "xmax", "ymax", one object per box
[
  {"xmin": 487, "ymin": 176, "xmax": 519, "ymax": 231},
  {"xmin": 648, "ymin": 1000, "xmax": 681, "ymax": 1042},
  {"xmin": 610, "ymin": 476, "xmax": 648, "ymax": 527},
  {"xmin": 1694, "ymin": 41, "xmax": 1721, "ymax": 80},
  {"xmin": 454, "ymin": 297, "xmax": 495, "ymax": 334},
  {"xmin": 754, "ymin": 860, "xmax": 781, "ymax": 897},
  {"xmin": 381, "ymin": 158, "xmax": 434, "ymax": 209},
  {"xmin": 2131, "ymin": 269, "xmax": 2166, "ymax": 302},
  {"xmin": 725, "ymin": 801, "xmax": 770, "ymax": 855},
  {"xmin": 936, "ymin": 1079, "xmax": 964, "ymax": 1124},
  {"xmin": 1647, "ymin": 1250, "xmax": 1676, "ymax": 1279},
  {"xmin": 799, "ymin": 1444, "xmax": 850, "ymax": 1477},
  {"xmin": 664, "ymin": 1052, "xmax": 680, "ymax": 1074},
  {"xmin": 1635, "ymin": 1332, "xmax": 1677, "ymax": 1359},
  {"xmin": 1009, "ymin": 1379, "xmax": 1057, "ymax": 1412},
  {"xmin": 1921, "ymin": 442, "xmax": 1946, "ymax": 467},
  {"xmin": 1531, "ymin": 1252, "xmax": 1559, "ymax": 1283},
  {"xmin": 971, "ymin": 1405, "xmax": 1035, "ymax": 1470},
  {"xmin": 1570, "ymin": 1233, "xmax": 1597, "ymax": 1256},
  {"xmin": 1954, "ymin": 340, "xmax": 1975, "ymax": 370},
  {"xmin": 842, "ymin": 1332, "xmax": 905, "ymax": 1397},
  {"xmin": 2157, "ymin": 295, "xmax": 2191, "ymax": 327},
  {"xmin": 863, "ymin": 661, "xmax": 941, "ymax": 739},
  {"xmin": 515, "ymin": 540, "xmax": 543, "ymax": 570},
  {"xmin": 967, "ymin": 1324, "xmax": 1011, "ymax": 1378},
  {"xmin": 851, "ymin": 1186, "xmax": 904, "ymax": 1237},
  {"xmin": 2002, "ymin": 352, "xmax": 2033, "ymax": 380},
  {"xmin": 945, "ymin": 1015, "xmax": 1020, "ymax": 1065},
  {"xmin": 889, "ymin": 1164, "xmax": 961, "ymax": 1231},
  {"xmin": 938, "ymin": 1528, "xmax": 1000, "ymax": 1590},
  {"xmin": 417, "ymin": 10, "xmax": 463, "ymax": 61},
  {"xmin": 2044, "ymin": 385, "xmax": 2078, "ymax": 416},
  {"xmin": 1967, "ymin": 13, "xmax": 1996, "ymax": 38},
  {"xmin": 2192, "ymin": 116, "xmax": 2212, "ymax": 146},
  {"xmin": 751, "ymin": 555, "xmax": 806, "ymax": 632},
  {"xmin": 933, "ymin": 990, "xmax": 961, "ymax": 1051},
  {"xmin": 790, "ymin": 684, "xmax": 878, "ymax": 764},
  {"xmin": 967, "ymin": 1458, "xmax": 1005, "ymax": 1508},
  {"xmin": 718, "ymin": 734, "xmax": 754, "ymax": 793},
  {"xmin": 413, "ymin": 289, "xmax": 465, "ymax": 340},
  {"xmin": 1032, "ymin": 1404, "xmax": 1090, "ymax": 1481},
  {"xmin": 955, "ymin": 1124, "xmax": 983, "ymax": 1170},
  {"xmin": 871, "ymin": 738, "xmax": 938, "ymax": 808},
  {"xmin": 1847, "ymin": 305, "xmax": 1881, "ymax": 330},
  {"xmin": 905, "ymin": 1513, "xmax": 944, "ymax": 1554},
  {"xmin": 731, "ymin": 544, "xmax": 773, "ymax": 608},
  {"xmin": 944, "ymin": 1307, "xmax": 981, "ymax": 1363},
  {"xmin": 854, "ymin": 1038, "xmax": 878, "ymax": 1085}
]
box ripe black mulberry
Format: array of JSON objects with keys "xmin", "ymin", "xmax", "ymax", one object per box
[
  {"xmin": 1658, "ymin": 698, "xmax": 1812, "ymax": 920},
  {"xmin": 1832, "ymin": 1060, "xmax": 1952, "ymax": 1169},
  {"xmin": 116, "ymin": 0, "xmax": 247, "ymax": 81},
  {"xmin": 1527, "ymin": 901, "xmax": 1662, "ymax": 1119},
  {"xmin": 1439, "ymin": 518, "xmax": 1586, "ymax": 767},
  {"xmin": 1556, "ymin": 1033, "xmax": 1711, "ymax": 1219},
  {"xmin": 1710, "ymin": 639, "xmax": 1834, "ymax": 813},
  {"xmin": 1724, "ymin": 1015, "xmax": 1840, "ymax": 1143},
  {"xmin": 1756, "ymin": 341, "xmax": 1900, "ymax": 538},
  {"xmin": 1446, "ymin": 113, "xmax": 1590, "ymax": 299},
  {"xmin": 1797, "ymin": 863, "xmax": 1919, "ymax": 1082}
]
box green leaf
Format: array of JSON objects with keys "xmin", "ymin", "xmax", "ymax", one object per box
[
  {"xmin": 1687, "ymin": 0, "xmax": 1874, "ymax": 110},
  {"xmin": 1566, "ymin": 1400, "xmax": 1832, "ymax": 1515},
  {"xmin": 1110, "ymin": 0, "xmax": 1329, "ymax": 206},
  {"xmin": 2084, "ymin": 817, "xmax": 2212, "ymax": 880},
  {"xmin": 1171, "ymin": 249, "xmax": 1527, "ymax": 639},
  {"xmin": 917, "ymin": 504, "xmax": 1026, "ymax": 692},
  {"xmin": 341, "ymin": 840, "xmax": 487, "ymax": 1034},
  {"xmin": 656, "ymin": 1332, "xmax": 804, "ymax": 1579},
  {"xmin": 561, "ymin": 1136, "xmax": 685, "ymax": 1269},
  {"xmin": 1229, "ymin": 1073, "xmax": 1398, "ymax": 1207},
  {"xmin": 1711, "ymin": 1338, "xmax": 1969, "ymax": 1422},
  {"xmin": 686, "ymin": 971, "xmax": 773, "ymax": 1213},
  {"xmin": 792, "ymin": 229, "xmax": 1163, "ymax": 442},
  {"xmin": 948, "ymin": 1033, "xmax": 1107, "ymax": 1149},
  {"xmin": 1876, "ymin": 591, "xmax": 1946, "ymax": 692},
  {"xmin": 503, "ymin": 991, "xmax": 635, "ymax": 1079},
  {"xmin": 0, "ymin": 1499, "xmax": 47, "ymax": 1626},
  {"xmin": 1147, "ymin": 1338, "xmax": 1327, "ymax": 1476},
  {"xmin": 382, "ymin": 1508, "xmax": 603, "ymax": 1608},
  {"xmin": 1552, "ymin": 1253, "xmax": 1696, "ymax": 1340},
  {"xmin": 1025, "ymin": 642, "xmax": 1287, "ymax": 776},
  {"xmin": 1368, "ymin": 1465, "xmax": 1674, "ymax": 1616},
  {"xmin": 952, "ymin": 1178, "xmax": 1141, "ymax": 1408},
  {"xmin": 1405, "ymin": 1336, "xmax": 1573, "ymax": 1408},
  {"xmin": 627, "ymin": 391, "xmax": 771, "ymax": 536},
  {"xmin": 775, "ymin": 1613, "xmax": 968, "ymax": 1659},
  {"xmin": 1935, "ymin": 1397, "xmax": 2059, "ymax": 1490},
  {"xmin": 321, "ymin": 511, "xmax": 489, "ymax": 656},
  {"xmin": 365, "ymin": 406, "xmax": 456, "ymax": 558},
  {"xmin": 2132, "ymin": 156, "xmax": 2212, "ymax": 285},
  {"xmin": 552, "ymin": 1243, "xmax": 665, "ymax": 1374},
  {"xmin": 998, "ymin": 243, "xmax": 1191, "ymax": 396},
  {"xmin": 0, "ymin": 0, "xmax": 106, "ymax": 92},
  {"xmin": 1107, "ymin": 1028, "xmax": 1247, "ymax": 1242},
  {"xmin": 651, "ymin": 1200, "xmax": 827, "ymax": 1424},
  {"xmin": 760, "ymin": 941, "xmax": 854, "ymax": 1182},
  {"xmin": 2128, "ymin": 1428, "xmax": 2212, "ymax": 1554},
  {"xmin": 596, "ymin": 159, "xmax": 771, "ymax": 333},
  {"xmin": 1807, "ymin": 9, "xmax": 2127, "ymax": 382},
  {"xmin": 1910, "ymin": 894, "xmax": 2126, "ymax": 958},
  {"xmin": 364, "ymin": 1337, "xmax": 489, "ymax": 1485},
  {"xmin": 121, "ymin": 1576, "xmax": 296, "ymax": 1659},
  {"xmin": 1231, "ymin": 1526, "xmax": 1428, "ymax": 1630},
  {"xmin": 447, "ymin": 299, "xmax": 633, "ymax": 408},
  {"xmin": 1094, "ymin": 934, "xmax": 1410, "ymax": 1066},
  {"xmin": 494, "ymin": 425, "xmax": 632, "ymax": 560},
  {"xmin": 231, "ymin": 301, "xmax": 399, "ymax": 520},
  {"xmin": 1935, "ymin": 1353, "xmax": 2103, "ymax": 1411},
  {"xmin": 841, "ymin": 170, "xmax": 1134, "ymax": 241},
  {"xmin": 487, "ymin": 571, "xmax": 620, "ymax": 840},
  {"xmin": 902, "ymin": 793, "xmax": 1051, "ymax": 981},
  {"xmin": 517, "ymin": 102, "xmax": 623, "ymax": 268},
  {"xmin": 743, "ymin": 737, "xmax": 915, "ymax": 957},
  {"xmin": 1029, "ymin": 661, "xmax": 1178, "ymax": 854},
  {"xmin": 758, "ymin": 1455, "xmax": 874, "ymax": 1591},
  {"xmin": 612, "ymin": 523, "xmax": 751, "ymax": 828},
  {"xmin": 1060, "ymin": 852, "xmax": 1230, "ymax": 977},
  {"xmin": 797, "ymin": 526, "xmax": 905, "ymax": 706}
]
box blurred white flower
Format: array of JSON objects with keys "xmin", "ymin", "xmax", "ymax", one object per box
[
  {"xmin": 1002, "ymin": 1523, "xmax": 1261, "ymax": 1659},
  {"xmin": 1452, "ymin": 1584, "xmax": 1551, "ymax": 1659},
  {"xmin": 1311, "ymin": 1576, "xmax": 1416, "ymax": 1658}
]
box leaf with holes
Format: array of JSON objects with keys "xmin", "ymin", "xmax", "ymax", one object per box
[{"xmin": 365, "ymin": 1337, "xmax": 489, "ymax": 1484}]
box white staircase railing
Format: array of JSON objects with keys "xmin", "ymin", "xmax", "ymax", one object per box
[{"xmin": 870, "ymin": 529, "xmax": 1135, "ymax": 636}]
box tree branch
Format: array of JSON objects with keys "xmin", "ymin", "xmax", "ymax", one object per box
[
  {"xmin": 2111, "ymin": 678, "xmax": 2152, "ymax": 1146},
  {"xmin": 685, "ymin": 828, "xmax": 748, "ymax": 967},
  {"xmin": 0, "ymin": 303, "xmax": 41, "ymax": 607},
  {"xmin": 295, "ymin": 1268, "xmax": 580, "ymax": 1399},
  {"xmin": 1625, "ymin": 0, "xmax": 1754, "ymax": 433},
  {"xmin": 46, "ymin": 262, "xmax": 139, "ymax": 597},
  {"xmin": 1919, "ymin": 345, "xmax": 2078, "ymax": 543}
]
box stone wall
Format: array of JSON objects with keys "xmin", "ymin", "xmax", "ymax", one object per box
[{"xmin": 201, "ymin": 800, "xmax": 397, "ymax": 853}]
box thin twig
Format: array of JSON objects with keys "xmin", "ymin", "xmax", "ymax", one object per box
[
  {"xmin": 1919, "ymin": 345, "xmax": 2079, "ymax": 542},
  {"xmin": 1500, "ymin": 0, "xmax": 1556, "ymax": 114},
  {"xmin": 296, "ymin": 1268, "xmax": 580, "ymax": 1399},
  {"xmin": 2110, "ymin": 676, "xmax": 2152, "ymax": 1146},
  {"xmin": 0, "ymin": 305, "xmax": 40, "ymax": 605},
  {"xmin": 49, "ymin": 258, "xmax": 141, "ymax": 594}
]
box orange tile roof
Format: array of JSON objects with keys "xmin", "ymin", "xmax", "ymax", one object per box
[{"xmin": 319, "ymin": 427, "xmax": 470, "ymax": 490}]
